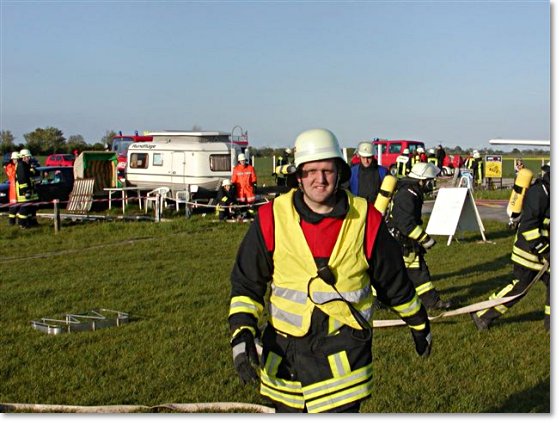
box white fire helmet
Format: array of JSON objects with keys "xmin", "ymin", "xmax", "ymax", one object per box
[
  {"xmin": 409, "ymin": 162, "xmax": 440, "ymax": 180},
  {"xmin": 473, "ymin": 151, "xmax": 481, "ymax": 159},
  {"xmin": 19, "ymin": 149, "xmax": 32, "ymax": 158},
  {"xmin": 11, "ymin": 152, "xmax": 20, "ymax": 160},
  {"xmin": 417, "ymin": 147, "xmax": 425, "ymax": 153},
  {"xmin": 293, "ymin": 128, "xmax": 350, "ymax": 182},
  {"xmin": 222, "ymin": 179, "xmax": 232, "ymax": 187},
  {"xmin": 357, "ymin": 142, "xmax": 374, "ymax": 158},
  {"xmin": 237, "ymin": 153, "xmax": 246, "ymax": 162},
  {"xmin": 285, "ymin": 148, "xmax": 292, "ymax": 154}
]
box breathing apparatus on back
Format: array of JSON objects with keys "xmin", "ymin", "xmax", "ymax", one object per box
[
  {"xmin": 507, "ymin": 167, "xmax": 533, "ymax": 229},
  {"xmin": 374, "ymin": 175, "xmax": 398, "ymax": 215}
]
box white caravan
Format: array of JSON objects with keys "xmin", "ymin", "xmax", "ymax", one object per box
[{"xmin": 125, "ymin": 131, "xmax": 243, "ymax": 198}]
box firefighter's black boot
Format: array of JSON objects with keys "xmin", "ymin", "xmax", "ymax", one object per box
[
  {"xmin": 428, "ymin": 298, "xmax": 452, "ymax": 310},
  {"xmin": 471, "ymin": 312, "xmax": 491, "ymax": 331}
]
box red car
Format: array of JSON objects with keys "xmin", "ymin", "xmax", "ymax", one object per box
[{"xmin": 45, "ymin": 154, "xmax": 75, "ymax": 167}]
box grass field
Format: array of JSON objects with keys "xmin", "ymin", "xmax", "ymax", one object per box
[
  {"xmin": 0, "ymin": 212, "xmax": 550, "ymax": 413},
  {"xmin": 0, "ymin": 154, "xmax": 550, "ymax": 413}
]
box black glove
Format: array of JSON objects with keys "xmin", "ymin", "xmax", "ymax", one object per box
[
  {"xmin": 421, "ymin": 235, "xmax": 436, "ymax": 250},
  {"xmin": 230, "ymin": 328, "xmax": 259, "ymax": 384},
  {"xmin": 25, "ymin": 192, "xmax": 31, "ymax": 200},
  {"xmin": 411, "ymin": 327, "xmax": 432, "ymax": 358}
]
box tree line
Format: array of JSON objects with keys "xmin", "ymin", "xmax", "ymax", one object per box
[
  {"xmin": 0, "ymin": 128, "xmax": 117, "ymax": 156},
  {"xmin": 0, "ymin": 127, "xmax": 549, "ymax": 158}
]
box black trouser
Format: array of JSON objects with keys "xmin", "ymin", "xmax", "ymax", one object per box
[
  {"xmin": 16, "ymin": 202, "xmax": 37, "ymax": 227},
  {"xmin": 260, "ymin": 309, "xmax": 372, "ymax": 413},
  {"xmin": 404, "ymin": 251, "xmax": 442, "ymax": 308},
  {"xmin": 478, "ymin": 263, "xmax": 550, "ymax": 324},
  {"xmin": 8, "ymin": 203, "xmax": 20, "ymax": 225}
]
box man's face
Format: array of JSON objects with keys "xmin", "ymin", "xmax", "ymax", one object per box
[
  {"xmin": 298, "ymin": 159, "xmax": 338, "ymax": 208},
  {"xmin": 359, "ymin": 155, "xmax": 373, "ymax": 168}
]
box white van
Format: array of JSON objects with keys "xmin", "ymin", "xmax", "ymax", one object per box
[{"xmin": 125, "ymin": 131, "xmax": 243, "ymax": 199}]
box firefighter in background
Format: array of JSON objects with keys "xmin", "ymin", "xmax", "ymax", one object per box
[
  {"xmin": 435, "ymin": 144, "xmax": 446, "ymax": 169},
  {"xmin": 387, "ymin": 162, "xmax": 452, "ymax": 310},
  {"xmin": 470, "ymin": 151, "xmax": 484, "ymax": 187},
  {"xmin": 472, "ymin": 162, "xmax": 550, "ymax": 331},
  {"xmin": 395, "ymin": 148, "xmax": 411, "ymax": 178},
  {"xmin": 416, "ymin": 147, "xmax": 427, "ymax": 163},
  {"xmin": 427, "ymin": 149, "xmax": 438, "ymax": 166},
  {"xmin": 215, "ymin": 179, "xmax": 237, "ymax": 221},
  {"xmin": 348, "ymin": 141, "xmax": 388, "ymax": 203},
  {"xmin": 228, "ymin": 128, "xmax": 432, "ymax": 413},
  {"xmin": 276, "ymin": 148, "xmax": 292, "ymax": 167},
  {"xmin": 231, "ymin": 153, "xmax": 257, "ymax": 217},
  {"xmin": 4, "ymin": 152, "xmax": 19, "ymax": 225},
  {"xmin": 2, "ymin": 152, "xmax": 19, "ymax": 204},
  {"xmin": 14, "ymin": 148, "xmax": 39, "ymax": 228}
]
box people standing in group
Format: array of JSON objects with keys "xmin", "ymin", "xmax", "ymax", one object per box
[
  {"xmin": 215, "ymin": 178, "xmax": 237, "ymax": 221},
  {"xmin": 13, "ymin": 148, "xmax": 39, "ymax": 228},
  {"xmin": 395, "ymin": 148, "xmax": 412, "ymax": 178},
  {"xmin": 228, "ymin": 128, "xmax": 432, "ymax": 413},
  {"xmin": 231, "ymin": 153, "xmax": 257, "ymax": 217},
  {"xmin": 472, "ymin": 162, "xmax": 550, "ymax": 331},
  {"xmin": 348, "ymin": 141, "xmax": 389, "ymax": 203},
  {"xmin": 387, "ymin": 162, "xmax": 452, "ymax": 310}
]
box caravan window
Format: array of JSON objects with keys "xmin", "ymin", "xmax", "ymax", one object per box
[
  {"xmin": 209, "ymin": 154, "xmax": 231, "ymax": 171},
  {"xmin": 153, "ymin": 153, "xmax": 164, "ymax": 166},
  {"xmin": 130, "ymin": 153, "xmax": 149, "ymax": 169}
]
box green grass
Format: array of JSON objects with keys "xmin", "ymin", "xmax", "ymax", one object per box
[{"xmin": 0, "ymin": 213, "xmax": 549, "ymax": 413}]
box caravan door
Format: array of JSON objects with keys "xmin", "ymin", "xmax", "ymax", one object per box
[{"xmin": 170, "ymin": 151, "xmax": 187, "ymax": 188}]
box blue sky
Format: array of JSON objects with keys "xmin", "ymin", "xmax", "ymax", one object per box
[{"xmin": 0, "ymin": 0, "xmax": 551, "ymax": 150}]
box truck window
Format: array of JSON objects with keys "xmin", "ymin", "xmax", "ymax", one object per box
[
  {"xmin": 389, "ymin": 144, "xmax": 401, "ymax": 154},
  {"xmin": 209, "ymin": 154, "xmax": 231, "ymax": 171},
  {"xmin": 130, "ymin": 153, "xmax": 149, "ymax": 169}
]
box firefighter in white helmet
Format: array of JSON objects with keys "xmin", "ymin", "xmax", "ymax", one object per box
[
  {"xmin": 14, "ymin": 148, "xmax": 39, "ymax": 228},
  {"xmin": 395, "ymin": 148, "xmax": 412, "ymax": 178},
  {"xmin": 387, "ymin": 162, "xmax": 452, "ymax": 310},
  {"xmin": 228, "ymin": 128, "xmax": 431, "ymax": 413},
  {"xmin": 4, "ymin": 152, "xmax": 19, "ymax": 224},
  {"xmin": 348, "ymin": 141, "xmax": 389, "ymax": 203},
  {"xmin": 215, "ymin": 178, "xmax": 237, "ymax": 221},
  {"xmin": 231, "ymin": 152, "xmax": 257, "ymax": 215}
]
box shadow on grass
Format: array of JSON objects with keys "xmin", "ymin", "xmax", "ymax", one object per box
[
  {"xmin": 483, "ymin": 375, "xmax": 550, "ymax": 413},
  {"xmin": 433, "ymin": 252, "xmax": 511, "ymax": 286}
]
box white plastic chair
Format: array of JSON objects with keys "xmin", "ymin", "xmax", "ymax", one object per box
[
  {"xmin": 145, "ymin": 187, "xmax": 170, "ymax": 215},
  {"xmin": 175, "ymin": 185, "xmax": 199, "ymax": 218}
]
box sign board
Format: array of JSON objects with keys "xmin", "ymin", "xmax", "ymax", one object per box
[
  {"xmin": 426, "ymin": 187, "xmax": 486, "ymax": 245},
  {"xmin": 484, "ymin": 155, "xmax": 503, "ymax": 178}
]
